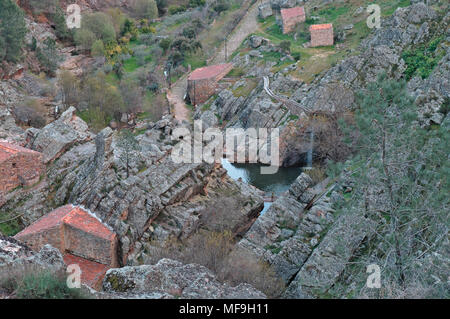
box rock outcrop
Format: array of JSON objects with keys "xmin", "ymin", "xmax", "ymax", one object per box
[
  {"xmin": 26, "ymin": 107, "xmax": 93, "ymax": 163},
  {"xmin": 0, "ymin": 235, "xmax": 65, "ymax": 285},
  {"xmin": 103, "ymin": 258, "xmax": 266, "ymax": 299},
  {"xmin": 2, "ymin": 114, "xmax": 264, "ymax": 267},
  {"xmin": 195, "ymin": 3, "xmax": 449, "ymax": 166}
]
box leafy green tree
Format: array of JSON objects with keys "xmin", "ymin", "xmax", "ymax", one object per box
[
  {"xmin": 50, "ymin": 7, "xmax": 72, "ymax": 41},
  {"xmin": 81, "ymin": 12, "xmax": 116, "ymax": 42},
  {"xmin": 0, "ymin": 0, "xmax": 27, "ymax": 62},
  {"xmin": 159, "ymin": 37, "xmax": 172, "ymax": 53},
  {"xmin": 132, "ymin": 0, "xmax": 159, "ymax": 20},
  {"xmin": 36, "ymin": 38, "xmax": 61, "ymax": 75},
  {"xmin": 74, "ymin": 28, "xmax": 97, "ymax": 51},
  {"xmin": 91, "ymin": 40, "xmax": 105, "ymax": 57},
  {"xmin": 106, "ymin": 8, "xmax": 127, "ymax": 35},
  {"xmin": 155, "ymin": 0, "xmax": 168, "ymax": 14},
  {"xmin": 279, "ymin": 40, "xmax": 291, "ymax": 53}
]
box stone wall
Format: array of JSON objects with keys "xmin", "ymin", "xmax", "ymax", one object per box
[
  {"xmin": 14, "ymin": 226, "xmax": 64, "ymax": 253},
  {"xmin": 64, "ymin": 224, "xmax": 118, "ymax": 267},
  {"xmin": 0, "ymin": 152, "xmax": 44, "ymax": 193},
  {"xmin": 282, "ymin": 13, "xmax": 305, "ymax": 34},
  {"xmin": 310, "ymin": 26, "xmax": 334, "ymax": 47}
]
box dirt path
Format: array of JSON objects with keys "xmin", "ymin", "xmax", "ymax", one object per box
[
  {"xmin": 210, "ymin": 2, "xmax": 260, "ymax": 65},
  {"xmin": 167, "ymin": 75, "xmax": 190, "ymax": 123}
]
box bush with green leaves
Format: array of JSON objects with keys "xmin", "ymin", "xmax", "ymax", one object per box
[
  {"xmin": 74, "ymin": 28, "xmax": 97, "ymax": 51},
  {"xmin": 5, "ymin": 271, "xmax": 87, "ymax": 299},
  {"xmin": 189, "ymin": 0, "xmax": 206, "ymax": 7},
  {"xmin": 402, "ymin": 36, "xmax": 444, "ymax": 80},
  {"xmin": 213, "ymin": 0, "xmax": 230, "ymax": 13},
  {"xmin": 168, "ymin": 5, "xmax": 187, "ymax": 15},
  {"xmin": 0, "ymin": 0, "xmax": 27, "ymax": 63},
  {"xmin": 36, "ymin": 38, "xmax": 61, "ymax": 75},
  {"xmin": 91, "ymin": 40, "xmax": 105, "ymax": 57}
]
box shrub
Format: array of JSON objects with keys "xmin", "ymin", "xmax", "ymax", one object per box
[
  {"xmin": 132, "ymin": 0, "xmax": 159, "ymax": 20},
  {"xmin": 306, "ymin": 167, "xmax": 326, "ymax": 186},
  {"xmin": 146, "ymin": 230, "xmax": 285, "ymax": 297},
  {"xmin": 279, "ymin": 40, "xmax": 291, "ymax": 53},
  {"xmin": 168, "ymin": 5, "xmax": 187, "ymax": 15},
  {"xmin": 159, "ymin": 37, "xmax": 172, "ymax": 53},
  {"xmin": 16, "ymin": 271, "xmax": 86, "ymax": 299},
  {"xmin": 36, "ymin": 38, "xmax": 60, "ymax": 75},
  {"xmin": 74, "ymin": 29, "xmax": 97, "ymax": 51},
  {"xmin": 91, "ymin": 40, "xmax": 105, "ymax": 57},
  {"xmin": 189, "ymin": 0, "xmax": 206, "ymax": 7},
  {"xmin": 213, "ymin": 0, "xmax": 230, "ymax": 13},
  {"xmin": 82, "ymin": 12, "xmax": 117, "ymax": 42}
]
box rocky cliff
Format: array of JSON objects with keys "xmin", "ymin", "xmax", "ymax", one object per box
[
  {"xmin": 195, "ymin": 3, "xmax": 449, "ymax": 166},
  {"xmin": 1, "ymin": 108, "xmax": 264, "ymax": 267}
]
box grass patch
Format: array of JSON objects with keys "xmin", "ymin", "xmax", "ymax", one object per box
[
  {"xmin": 123, "ymin": 57, "xmax": 140, "ymax": 73},
  {"xmin": 183, "ymin": 53, "xmax": 207, "ymax": 69}
]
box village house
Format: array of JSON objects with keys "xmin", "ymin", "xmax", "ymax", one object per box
[
  {"xmin": 0, "ymin": 141, "xmax": 44, "ymax": 193},
  {"xmin": 280, "ymin": 7, "xmax": 306, "ymax": 34},
  {"xmin": 309, "ymin": 23, "xmax": 334, "ymax": 47},
  {"xmin": 187, "ymin": 63, "xmax": 233, "ymax": 105},
  {"xmin": 15, "ymin": 205, "xmax": 119, "ymax": 289}
]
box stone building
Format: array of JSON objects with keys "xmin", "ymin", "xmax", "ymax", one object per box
[
  {"xmin": 309, "ymin": 23, "xmax": 334, "ymax": 47},
  {"xmin": 15, "ymin": 205, "xmax": 119, "ymax": 289},
  {"xmin": 187, "ymin": 63, "xmax": 233, "ymax": 105},
  {"xmin": 280, "ymin": 6, "xmax": 306, "ymax": 34},
  {"xmin": 0, "ymin": 141, "xmax": 44, "ymax": 193}
]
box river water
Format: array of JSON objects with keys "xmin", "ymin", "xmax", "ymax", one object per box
[{"xmin": 221, "ymin": 159, "xmax": 303, "ymax": 214}]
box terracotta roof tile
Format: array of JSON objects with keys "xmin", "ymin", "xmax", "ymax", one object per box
[
  {"xmin": 188, "ymin": 63, "xmax": 233, "ymax": 81},
  {"xmin": 62, "ymin": 207, "xmax": 115, "ymax": 241},
  {"xmin": 63, "ymin": 254, "xmax": 109, "ymax": 289},
  {"xmin": 15, "ymin": 205, "xmax": 115, "ymax": 241},
  {"xmin": 0, "ymin": 141, "xmax": 41, "ymax": 163},
  {"xmin": 309, "ymin": 23, "xmax": 333, "ymax": 31},
  {"xmin": 281, "ymin": 7, "xmax": 305, "ymax": 20},
  {"xmin": 14, "ymin": 205, "xmax": 74, "ymax": 238}
]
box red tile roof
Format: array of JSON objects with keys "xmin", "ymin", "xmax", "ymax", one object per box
[
  {"xmin": 64, "ymin": 254, "xmax": 109, "ymax": 289},
  {"xmin": 0, "ymin": 141, "xmax": 41, "ymax": 163},
  {"xmin": 14, "ymin": 205, "xmax": 74, "ymax": 238},
  {"xmin": 63, "ymin": 207, "xmax": 115, "ymax": 241},
  {"xmin": 281, "ymin": 7, "xmax": 305, "ymax": 20},
  {"xmin": 309, "ymin": 23, "xmax": 333, "ymax": 31},
  {"xmin": 15, "ymin": 205, "xmax": 115, "ymax": 240},
  {"xmin": 188, "ymin": 63, "xmax": 233, "ymax": 81}
]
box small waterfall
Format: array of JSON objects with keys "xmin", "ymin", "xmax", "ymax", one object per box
[{"xmin": 306, "ymin": 130, "xmax": 314, "ymax": 168}]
